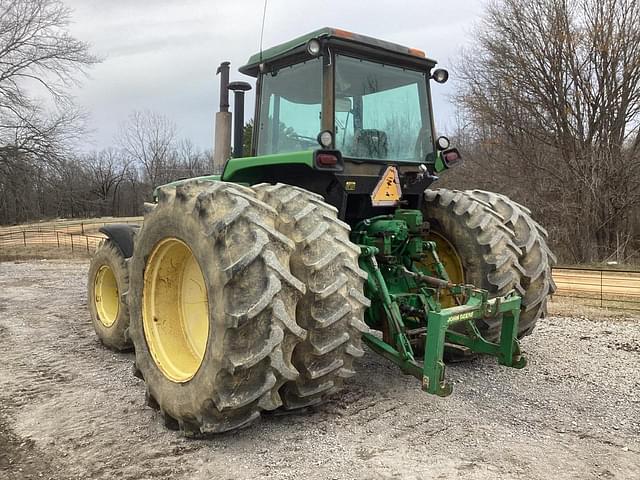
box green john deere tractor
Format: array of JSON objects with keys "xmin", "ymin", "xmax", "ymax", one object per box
[{"xmin": 88, "ymin": 28, "xmax": 556, "ymax": 435}]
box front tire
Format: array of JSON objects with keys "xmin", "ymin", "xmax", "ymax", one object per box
[
  {"xmin": 128, "ymin": 181, "xmax": 305, "ymax": 435},
  {"xmin": 87, "ymin": 240, "xmax": 131, "ymax": 351}
]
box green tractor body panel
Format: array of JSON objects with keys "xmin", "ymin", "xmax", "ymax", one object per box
[{"xmin": 222, "ymin": 150, "xmax": 314, "ymax": 183}]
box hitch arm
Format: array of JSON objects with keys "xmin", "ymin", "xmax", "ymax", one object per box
[{"xmin": 360, "ymin": 246, "xmax": 415, "ymax": 362}]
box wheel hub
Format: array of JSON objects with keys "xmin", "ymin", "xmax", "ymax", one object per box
[
  {"xmin": 142, "ymin": 237, "xmax": 210, "ymax": 383},
  {"xmin": 94, "ymin": 265, "xmax": 120, "ymax": 327},
  {"xmin": 422, "ymin": 231, "xmax": 464, "ymax": 307}
]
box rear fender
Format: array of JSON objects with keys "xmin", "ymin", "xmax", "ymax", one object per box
[{"xmin": 99, "ymin": 224, "xmax": 140, "ymax": 259}]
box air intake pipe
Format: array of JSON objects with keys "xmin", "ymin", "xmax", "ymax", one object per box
[{"xmin": 228, "ymin": 81, "xmax": 252, "ymax": 158}]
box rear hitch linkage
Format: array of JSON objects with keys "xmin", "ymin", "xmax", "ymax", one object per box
[{"xmin": 355, "ymin": 210, "xmax": 527, "ymax": 397}]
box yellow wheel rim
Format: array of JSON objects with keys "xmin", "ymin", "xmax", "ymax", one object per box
[
  {"xmin": 423, "ymin": 231, "xmax": 465, "ymax": 307},
  {"xmin": 142, "ymin": 238, "xmax": 210, "ymax": 383},
  {"xmin": 94, "ymin": 265, "xmax": 120, "ymax": 327}
]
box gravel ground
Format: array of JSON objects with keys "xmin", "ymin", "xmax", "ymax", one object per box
[{"xmin": 0, "ymin": 259, "xmax": 638, "ymax": 480}]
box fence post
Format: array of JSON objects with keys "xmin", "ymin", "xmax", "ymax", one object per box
[
  {"xmin": 86, "ymin": 236, "xmax": 89, "ymax": 253},
  {"xmin": 71, "ymin": 234, "xmax": 74, "ymax": 252},
  {"xmin": 56, "ymin": 232, "xmax": 60, "ymax": 248},
  {"xmin": 600, "ymin": 270, "xmax": 603, "ymax": 308},
  {"xmin": 23, "ymin": 231, "xmax": 26, "ymax": 246}
]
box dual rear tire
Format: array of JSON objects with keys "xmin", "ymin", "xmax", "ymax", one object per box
[
  {"xmin": 423, "ymin": 189, "xmax": 556, "ymax": 340},
  {"xmin": 126, "ymin": 181, "xmax": 367, "ymax": 434},
  {"xmin": 254, "ymin": 183, "xmax": 370, "ymax": 409}
]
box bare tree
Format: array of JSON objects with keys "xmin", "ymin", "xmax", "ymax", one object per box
[
  {"xmin": 0, "ymin": 0, "xmax": 97, "ymax": 162},
  {"xmin": 456, "ymin": 0, "xmax": 640, "ymax": 263},
  {"xmin": 175, "ymin": 138, "xmax": 209, "ymax": 178},
  {"xmin": 117, "ymin": 110, "xmax": 177, "ymax": 188},
  {"xmin": 85, "ymin": 148, "xmax": 130, "ymax": 216},
  {"xmin": 0, "ymin": 0, "xmax": 97, "ymax": 224}
]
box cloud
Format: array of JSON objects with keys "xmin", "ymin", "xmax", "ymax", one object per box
[{"xmin": 64, "ymin": 0, "xmax": 483, "ymax": 151}]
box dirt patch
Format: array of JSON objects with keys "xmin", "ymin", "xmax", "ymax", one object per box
[
  {"xmin": 0, "ymin": 401, "xmax": 65, "ymax": 480},
  {"xmin": 0, "ymin": 246, "xmax": 90, "ymax": 262},
  {"xmin": 0, "ymin": 260, "xmax": 639, "ymax": 480}
]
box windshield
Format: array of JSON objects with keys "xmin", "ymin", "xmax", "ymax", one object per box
[
  {"xmin": 334, "ymin": 55, "xmax": 432, "ymax": 162},
  {"xmin": 256, "ymin": 58, "xmax": 322, "ymax": 155}
]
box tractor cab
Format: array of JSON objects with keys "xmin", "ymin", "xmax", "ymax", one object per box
[
  {"xmin": 222, "ymin": 28, "xmax": 460, "ymax": 224},
  {"xmin": 242, "ymin": 28, "xmax": 435, "ymax": 163}
]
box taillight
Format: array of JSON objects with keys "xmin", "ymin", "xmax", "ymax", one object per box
[
  {"xmin": 444, "ymin": 151, "xmax": 459, "ymax": 163},
  {"xmin": 442, "ymin": 148, "xmax": 462, "ymax": 167},
  {"xmin": 316, "ymin": 153, "xmax": 338, "ymax": 167},
  {"xmin": 313, "ymin": 149, "xmax": 343, "ymax": 171}
]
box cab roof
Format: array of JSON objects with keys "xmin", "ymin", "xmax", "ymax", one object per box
[{"xmin": 239, "ymin": 27, "xmax": 436, "ymax": 77}]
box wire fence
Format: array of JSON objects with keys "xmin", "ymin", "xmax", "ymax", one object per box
[
  {"xmin": 1, "ymin": 225, "xmax": 639, "ymax": 312},
  {"xmin": 552, "ymin": 266, "xmax": 640, "ymax": 312},
  {"xmin": 0, "ymin": 229, "xmax": 106, "ymax": 254},
  {"xmin": 0, "ymin": 217, "xmax": 143, "ymax": 236},
  {"xmin": 0, "ymin": 218, "xmax": 142, "ymax": 256}
]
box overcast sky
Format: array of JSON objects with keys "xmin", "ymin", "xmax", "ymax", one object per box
[{"xmin": 63, "ymin": 0, "xmax": 484, "ymax": 152}]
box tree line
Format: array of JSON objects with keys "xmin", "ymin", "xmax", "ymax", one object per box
[
  {"xmin": 0, "ymin": 123, "xmax": 212, "ymax": 224},
  {"xmin": 443, "ymin": 0, "xmax": 640, "ymax": 265},
  {"xmin": 0, "ymin": 1, "xmax": 212, "ymax": 224},
  {"xmin": 1, "ymin": 108, "xmax": 213, "ymax": 224}
]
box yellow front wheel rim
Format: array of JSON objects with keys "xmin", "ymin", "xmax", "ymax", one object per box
[
  {"xmin": 142, "ymin": 238, "xmax": 210, "ymax": 383},
  {"xmin": 94, "ymin": 265, "xmax": 120, "ymax": 327}
]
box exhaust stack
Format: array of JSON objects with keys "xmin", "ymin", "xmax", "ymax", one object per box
[{"xmin": 212, "ymin": 62, "xmax": 231, "ymax": 174}]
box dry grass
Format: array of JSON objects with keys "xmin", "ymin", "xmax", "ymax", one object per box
[{"xmin": 548, "ymin": 296, "xmax": 639, "ymax": 321}]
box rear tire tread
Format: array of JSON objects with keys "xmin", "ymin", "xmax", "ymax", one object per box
[
  {"xmin": 466, "ymin": 190, "xmax": 557, "ymax": 336},
  {"xmin": 254, "ymin": 183, "xmax": 369, "ymax": 409},
  {"xmin": 129, "ymin": 180, "xmax": 305, "ymax": 435},
  {"xmin": 424, "ymin": 188, "xmax": 554, "ymax": 339}
]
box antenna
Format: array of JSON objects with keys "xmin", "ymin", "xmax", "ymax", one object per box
[{"xmin": 259, "ymin": 0, "xmax": 268, "ymax": 63}]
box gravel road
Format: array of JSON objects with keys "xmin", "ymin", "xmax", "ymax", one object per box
[{"xmin": 0, "ymin": 260, "xmax": 638, "ymax": 480}]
